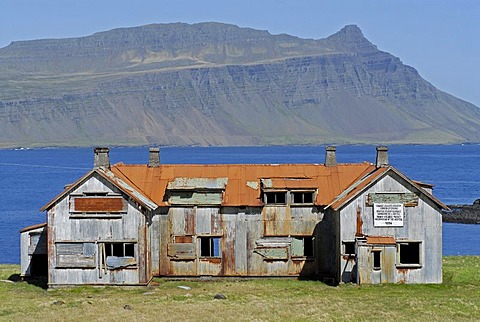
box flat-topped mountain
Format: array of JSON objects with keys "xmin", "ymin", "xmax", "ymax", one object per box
[{"xmin": 1, "ymin": 22, "xmax": 479, "ymax": 147}]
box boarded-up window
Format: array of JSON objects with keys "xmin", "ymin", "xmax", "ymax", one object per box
[
  {"xmin": 168, "ymin": 236, "xmax": 196, "ymax": 260},
  {"xmin": 254, "ymin": 237, "xmax": 290, "ymax": 260},
  {"xmin": 70, "ymin": 197, "xmax": 127, "ymax": 213},
  {"xmin": 56, "ymin": 242, "xmax": 96, "ymax": 268}
]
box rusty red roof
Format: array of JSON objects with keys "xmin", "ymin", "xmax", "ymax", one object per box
[
  {"xmin": 110, "ymin": 163, "xmax": 376, "ymax": 207},
  {"xmin": 40, "ymin": 160, "xmax": 447, "ymax": 211}
]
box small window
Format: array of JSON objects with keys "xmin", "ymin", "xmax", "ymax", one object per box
[
  {"xmin": 398, "ymin": 242, "xmax": 421, "ymax": 266},
  {"xmin": 372, "ymin": 250, "xmax": 381, "ymax": 270},
  {"xmin": 264, "ymin": 191, "xmax": 287, "ymax": 204},
  {"xmin": 292, "ymin": 191, "xmax": 314, "ymax": 204},
  {"xmin": 199, "ymin": 237, "xmax": 221, "ymax": 257},
  {"xmin": 343, "ymin": 241, "xmax": 355, "ymax": 255},
  {"xmin": 291, "ymin": 236, "xmax": 315, "ymax": 258}
]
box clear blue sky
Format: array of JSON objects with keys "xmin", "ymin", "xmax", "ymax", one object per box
[{"xmin": 1, "ymin": 0, "xmax": 479, "ymax": 107}]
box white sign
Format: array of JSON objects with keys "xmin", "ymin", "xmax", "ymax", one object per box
[{"xmin": 373, "ymin": 203, "xmax": 404, "ymax": 227}]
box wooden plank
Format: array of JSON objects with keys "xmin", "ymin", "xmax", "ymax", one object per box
[
  {"xmin": 57, "ymin": 254, "xmax": 96, "ymax": 268},
  {"xmin": 254, "ymin": 247, "xmax": 288, "ymax": 260},
  {"xmin": 106, "ymin": 256, "xmax": 136, "ymax": 269},
  {"xmin": 235, "ymin": 213, "xmax": 248, "ymax": 274},
  {"xmin": 56, "ymin": 243, "xmax": 84, "ymax": 255}
]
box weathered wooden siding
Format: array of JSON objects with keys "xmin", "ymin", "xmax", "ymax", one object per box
[
  {"xmin": 339, "ymin": 173, "xmax": 442, "ymax": 284},
  {"xmin": 48, "ymin": 174, "xmax": 149, "ymax": 286},
  {"xmin": 157, "ymin": 205, "xmax": 322, "ymax": 277}
]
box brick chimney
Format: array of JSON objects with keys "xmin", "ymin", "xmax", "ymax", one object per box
[
  {"xmin": 94, "ymin": 147, "xmax": 110, "ymax": 169},
  {"xmin": 148, "ymin": 147, "xmax": 160, "ymax": 167},
  {"xmin": 325, "ymin": 146, "xmax": 337, "ymax": 166},
  {"xmin": 376, "ymin": 146, "xmax": 389, "ymax": 168}
]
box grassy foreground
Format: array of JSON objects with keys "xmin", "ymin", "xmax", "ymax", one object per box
[{"xmin": 0, "ymin": 257, "xmax": 478, "ymax": 321}]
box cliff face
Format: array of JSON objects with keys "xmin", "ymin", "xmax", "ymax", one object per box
[{"xmin": 1, "ymin": 23, "xmax": 479, "ymax": 147}]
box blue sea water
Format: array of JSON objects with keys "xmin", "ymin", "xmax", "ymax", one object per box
[{"xmin": 0, "ymin": 145, "xmax": 479, "ymax": 264}]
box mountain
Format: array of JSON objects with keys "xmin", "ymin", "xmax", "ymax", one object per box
[{"xmin": 0, "ymin": 22, "xmax": 479, "ymax": 147}]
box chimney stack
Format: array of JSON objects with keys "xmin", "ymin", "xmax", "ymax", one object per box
[
  {"xmin": 148, "ymin": 147, "xmax": 160, "ymax": 167},
  {"xmin": 376, "ymin": 146, "xmax": 389, "ymax": 168},
  {"xmin": 325, "ymin": 146, "xmax": 337, "ymax": 166},
  {"xmin": 94, "ymin": 147, "xmax": 110, "ymax": 169}
]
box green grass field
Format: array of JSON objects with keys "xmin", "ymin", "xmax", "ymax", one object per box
[{"xmin": 0, "ymin": 256, "xmax": 479, "ymax": 321}]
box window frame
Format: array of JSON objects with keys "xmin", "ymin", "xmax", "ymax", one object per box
[
  {"xmin": 99, "ymin": 241, "xmax": 137, "ymax": 270},
  {"xmin": 291, "ymin": 190, "xmax": 315, "ymax": 205},
  {"xmin": 396, "ymin": 241, "xmax": 422, "ymax": 268},
  {"xmin": 263, "ymin": 190, "xmax": 287, "ymax": 205},
  {"xmin": 198, "ymin": 236, "xmax": 222, "ymax": 258}
]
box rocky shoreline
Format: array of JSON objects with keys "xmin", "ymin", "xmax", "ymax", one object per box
[{"xmin": 443, "ymin": 200, "xmax": 480, "ymax": 224}]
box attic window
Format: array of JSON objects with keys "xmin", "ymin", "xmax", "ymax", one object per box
[
  {"xmin": 291, "ymin": 191, "xmax": 315, "ymax": 204},
  {"xmin": 264, "ymin": 191, "xmax": 287, "ymax": 205}
]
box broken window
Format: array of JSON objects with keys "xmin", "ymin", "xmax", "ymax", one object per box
[
  {"xmin": 397, "ymin": 242, "xmax": 421, "ymax": 266},
  {"xmin": 343, "ymin": 241, "xmax": 355, "ymax": 255},
  {"xmin": 199, "ymin": 237, "xmax": 221, "ymax": 257},
  {"xmin": 291, "ymin": 191, "xmax": 314, "ymax": 204},
  {"xmin": 372, "ymin": 250, "xmax": 381, "ymax": 270},
  {"xmin": 291, "ymin": 236, "xmax": 315, "ymax": 258},
  {"xmin": 56, "ymin": 242, "xmax": 96, "ymax": 268},
  {"xmin": 99, "ymin": 242, "xmax": 136, "ymax": 270},
  {"xmin": 264, "ymin": 191, "xmax": 287, "ymax": 204}
]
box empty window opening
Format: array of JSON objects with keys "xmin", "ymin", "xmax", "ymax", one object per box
[
  {"xmin": 264, "ymin": 192, "xmax": 286, "ymax": 204},
  {"xmin": 343, "ymin": 241, "xmax": 355, "ymax": 255},
  {"xmin": 373, "ymin": 251, "xmax": 381, "ymax": 270},
  {"xmin": 398, "ymin": 242, "xmax": 421, "ymax": 265},
  {"xmin": 292, "ymin": 191, "xmax": 314, "ymax": 204},
  {"xmin": 199, "ymin": 237, "xmax": 221, "ymax": 257},
  {"xmin": 292, "ymin": 236, "xmax": 315, "ymax": 257},
  {"xmin": 104, "ymin": 242, "xmax": 135, "ymax": 258}
]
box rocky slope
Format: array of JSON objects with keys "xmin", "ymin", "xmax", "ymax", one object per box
[{"xmin": 1, "ymin": 22, "xmax": 480, "ymax": 147}]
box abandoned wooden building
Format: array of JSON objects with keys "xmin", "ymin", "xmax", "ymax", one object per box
[{"xmin": 20, "ymin": 146, "xmax": 447, "ymax": 287}]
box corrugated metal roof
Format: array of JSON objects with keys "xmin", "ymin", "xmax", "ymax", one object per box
[
  {"xmin": 110, "ymin": 163, "xmax": 376, "ymax": 207},
  {"xmin": 366, "ymin": 236, "xmax": 396, "ymax": 245}
]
